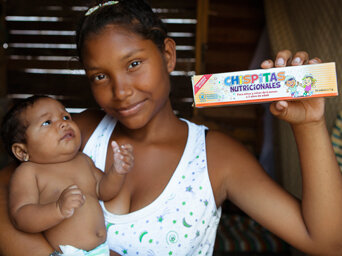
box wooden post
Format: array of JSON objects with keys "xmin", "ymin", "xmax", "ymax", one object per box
[
  {"xmin": 194, "ymin": 0, "xmax": 209, "ymax": 117},
  {"xmin": 0, "ymin": 0, "xmax": 7, "ymax": 98},
  {"xmin": 195, "ymin": 0, "xmax": 209, "ymax": 75}
]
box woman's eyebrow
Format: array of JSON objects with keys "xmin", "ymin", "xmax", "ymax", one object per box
[
  {"xmin": 121, "ymin": 48, "xmax": 144, "ymax": 61},
  {"xmin": 84, "ymin": 48, "xmax": 145, "ymax": 71}
]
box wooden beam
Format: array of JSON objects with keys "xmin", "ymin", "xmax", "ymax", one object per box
[{"xmin": 195, "ymin": 0, "xmax": 209, "ymax": 75}]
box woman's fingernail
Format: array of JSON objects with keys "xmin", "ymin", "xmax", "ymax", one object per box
[
  {"xmin": 275, "ymin": 58, "xmax": 285, "ymax": 66},
  {"xmin": 310, "ymin": 59, "xmax": 318, "ymax": 63},
  {"xmin": 275, "ymin": 101, "xmax": 286, "ymax": 111},
  {"xmin": 292, "ymin": 57, "xmax": 301, "ymax": 64},
  {"xmin": 279, "ymin": 101, "xmax": 287, "ymax": 108}
]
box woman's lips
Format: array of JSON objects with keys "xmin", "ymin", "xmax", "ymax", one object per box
[{"xmin": 116, "ymin": 100, "xmax": 146, "ymax": 117}]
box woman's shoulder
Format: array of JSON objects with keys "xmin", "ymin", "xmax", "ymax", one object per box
[
  {"xmin": 205, "ymin": 129, "xmax": 262, "ymax": 205},
  {"xmin": 72, "ymin": 109, "xmax": 106, "ymax": 150},
  {"xmin": 205, "ymin": 130, "xmax": 254, "ymax": 163}
]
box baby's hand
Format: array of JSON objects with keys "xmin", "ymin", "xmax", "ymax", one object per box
[
  {"xmin": 111, "ymin": 141, "xmax": 134, "ymax": 175},
  {"xmin": 57, "ymin": 185, "xmax": 85, "ymax": 218}
]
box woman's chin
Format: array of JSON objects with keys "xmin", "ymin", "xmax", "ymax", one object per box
[{"xmin": 118, "ymin": 118, "xmax": 148, "ymax": 130}]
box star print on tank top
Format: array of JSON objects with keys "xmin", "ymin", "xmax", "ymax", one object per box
[{"xmin": 83, "ymin": 115, "xmax": 221, "ymax": 256}]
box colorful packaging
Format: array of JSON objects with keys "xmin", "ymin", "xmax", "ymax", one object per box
[{"xmin": 191, "ymin": 62, "xmax": 338, "ymax": 107}]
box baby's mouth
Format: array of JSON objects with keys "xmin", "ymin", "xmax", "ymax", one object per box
[{"xmin": 61, "ymin": 130, "xmax": 75, "ymax": 140}]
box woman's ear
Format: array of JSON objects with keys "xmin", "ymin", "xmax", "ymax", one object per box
[
  {"xmin": 163, "ymin": 38, "xmax": 177, "ymax": 73},
  {"xmin": 12, "ymin": 143, "xmax": 29, "ymax": 162}
]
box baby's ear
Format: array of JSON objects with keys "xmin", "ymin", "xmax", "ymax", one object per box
[{"xmin": 12, "ymin": 143, "xmax": 29, "ymax": 162}]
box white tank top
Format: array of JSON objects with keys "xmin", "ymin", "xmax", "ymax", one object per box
[{"xmin": 83, "ymin": 115, "xmax": 222, "ymax": 256}]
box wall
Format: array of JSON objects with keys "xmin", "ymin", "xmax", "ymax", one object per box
[
  {"xmin": 264, "ymin": 0, "xmax": 342, "ymax": 198},
  {"xmin": 192, "ymin": 0, "xmax": 267, "ymax": 158}
]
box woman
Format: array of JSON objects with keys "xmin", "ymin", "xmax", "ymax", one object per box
[{"xmin": 1, "ymin": 0, "xmax": 342, "ymax": 255}]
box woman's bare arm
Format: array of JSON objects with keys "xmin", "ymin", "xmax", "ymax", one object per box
[
  {"xmin": 208, "ymin": 51, "xmax": 342, "ymax": 255},
  {"xmin": 208, "ymin": 113, "xmax": 342, "ymax": 255}
]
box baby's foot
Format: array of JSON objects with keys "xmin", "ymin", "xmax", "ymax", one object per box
[{"xmin": 111, "ymin": 141, "xmax": 134, "ymax": 174}]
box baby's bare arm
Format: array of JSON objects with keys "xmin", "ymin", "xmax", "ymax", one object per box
[
  {"xmin": 9, "ymin": 165, "xmax": 84, "ymax": 233},
  {"xmin": 94, "ymin": 141, "xmax": 134, "ymax": 201}
]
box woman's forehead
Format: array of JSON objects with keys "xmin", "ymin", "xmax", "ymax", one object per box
[{"xmin": 82, "ymin": 26, "xmax": 157, "ymax": 67}]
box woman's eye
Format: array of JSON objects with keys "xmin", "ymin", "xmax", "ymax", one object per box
[
  {"xmin": 42, "ymin": 120, "xmax": 51, "ymax": 126},
  {"xmin": 63, "ymin": 115, "xmax": 70, "ymax": 121},
  {"xmin": 128, "ymin": 61, "xmax": 141, "ymax": 69},
  {"xmin": 93, "ymin": 74, "xmax": 106, "ymax": 81}
]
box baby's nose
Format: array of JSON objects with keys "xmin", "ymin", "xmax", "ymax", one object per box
[{"xmin": 59, "ymin": 120, "xmax": 68, "ymax": 129}]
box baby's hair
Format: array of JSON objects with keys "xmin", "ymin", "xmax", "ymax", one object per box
[
  {"xmin": 0, "ymin": 95, "xmax": 50, "ymax": 160},
  {"xmin": 76, "ymin": 0, "xmax": 168, "ymax": 63}
]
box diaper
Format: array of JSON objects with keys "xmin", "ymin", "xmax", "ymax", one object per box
[{"xmin": 58, "ymin": 241, "xmax": 109, "ymax": 256}]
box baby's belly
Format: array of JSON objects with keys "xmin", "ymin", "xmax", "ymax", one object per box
[{"xmin": 44, "ymin": 195, "xmax": 106, "ymax": 252}]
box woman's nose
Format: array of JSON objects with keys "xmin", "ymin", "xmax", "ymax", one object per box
[{"xmin": 111, "ymin": 78, "xmax": 133, "ymax": 100}]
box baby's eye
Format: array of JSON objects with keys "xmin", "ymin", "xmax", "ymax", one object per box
[
  {"xmin": 128, "ymin": 61, "xmax": 141, "ymax": 69},
  {"xmin": 63, "ymin": 115, "xmax": 70, "ymax": 121},
  {"xmin": 42, "ymin": 120, "xmax": 51, "ymax": 126}
]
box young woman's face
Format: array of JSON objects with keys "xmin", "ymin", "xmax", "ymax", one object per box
[
  {"xmin": 82, "ymin": 25, "xmax": 175, "ymax": 129},
  {"xmin": 21, "ymin": 98, "xmax": 81, "ymax": 163}
]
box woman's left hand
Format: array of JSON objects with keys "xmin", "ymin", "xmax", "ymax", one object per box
[{"xmin": 261, "ymin": 50, "xmax": 324, "ymax": 125}]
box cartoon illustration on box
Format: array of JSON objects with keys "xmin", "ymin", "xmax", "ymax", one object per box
[
  {"xmin": 285, "ymin": 75, "xmax": 299, "ymax": 97},
  {"xmin": 284, "ymin": 73, "xmax": 317, "ymax": 98},
  {"xmin": 191, "ymin": 62, "xmax": 337, "ymax": 107},
  {"xmin": 301, "ymin": 74, "xmax": 316, "ymax": 96}
]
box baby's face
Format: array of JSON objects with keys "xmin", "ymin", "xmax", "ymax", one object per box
[{"xmin": 22, "ymin": 98, "xmax": 81, "ymax": 164}]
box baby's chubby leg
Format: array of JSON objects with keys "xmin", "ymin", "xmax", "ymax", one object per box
[{"xmin": 111, "ymin": 141, "xmax": 134, "ymax": 175}]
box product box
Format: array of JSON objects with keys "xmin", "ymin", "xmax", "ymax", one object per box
[{"xmin": 191, "ymin": 62, "xmax": 338, "ymax": 107}]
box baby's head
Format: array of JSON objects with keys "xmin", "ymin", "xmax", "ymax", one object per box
[
  {"xmin": 1, "ymin": 96, "xmax": 81, "ymax": 164},
  {"xmin": 76, "ymin": 0, "xmax": 168, "ymax": 63}
]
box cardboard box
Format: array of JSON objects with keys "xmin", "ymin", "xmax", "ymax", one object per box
[{"xmin": 191, "ymin": 62, "xmax": 338, "ymax": 107}]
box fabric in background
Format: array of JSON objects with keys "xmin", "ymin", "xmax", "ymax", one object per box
[{"xmin": 264, "ymin": 0, "xmax": 342, "ymax": 197}]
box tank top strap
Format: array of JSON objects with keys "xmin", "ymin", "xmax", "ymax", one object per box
[{"xmin": 83, "ymin": 115, "xmax": 117, "ymax": 171}]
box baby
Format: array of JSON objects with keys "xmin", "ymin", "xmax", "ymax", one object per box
[{"xmin": 0, "ymin": 95, "xmax": 133, "ymax": 256}]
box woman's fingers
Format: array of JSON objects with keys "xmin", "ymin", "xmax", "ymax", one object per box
[
  {"xmin": 261, "ymin": 50, "xmax": 293, "ymax": 68},
  {"xmin": 274, "ymin": 49, "xmax": 293, "ymax": 67},
  {"xmin": 261, "ymin": 50, "xmax": 318, "ymax": 69},
  {"xmin": 308, "ymin": 57, "xmax": 322, "ymax": 64},
  {"xmin": 291, "ymin": 51, "xmax": 309, "ymax": 65},
  {"xmin": 260, "ymin": 59, "xmax": 274, "ymax": 69}
]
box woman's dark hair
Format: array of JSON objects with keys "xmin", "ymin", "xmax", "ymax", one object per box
[
  {"xmin": 76, "ymin": 0, "xmax": 168, "ymax": 63},
  {"xmin": 0, "ymin": 95, "xmax": 50, "ymax": 160}
]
